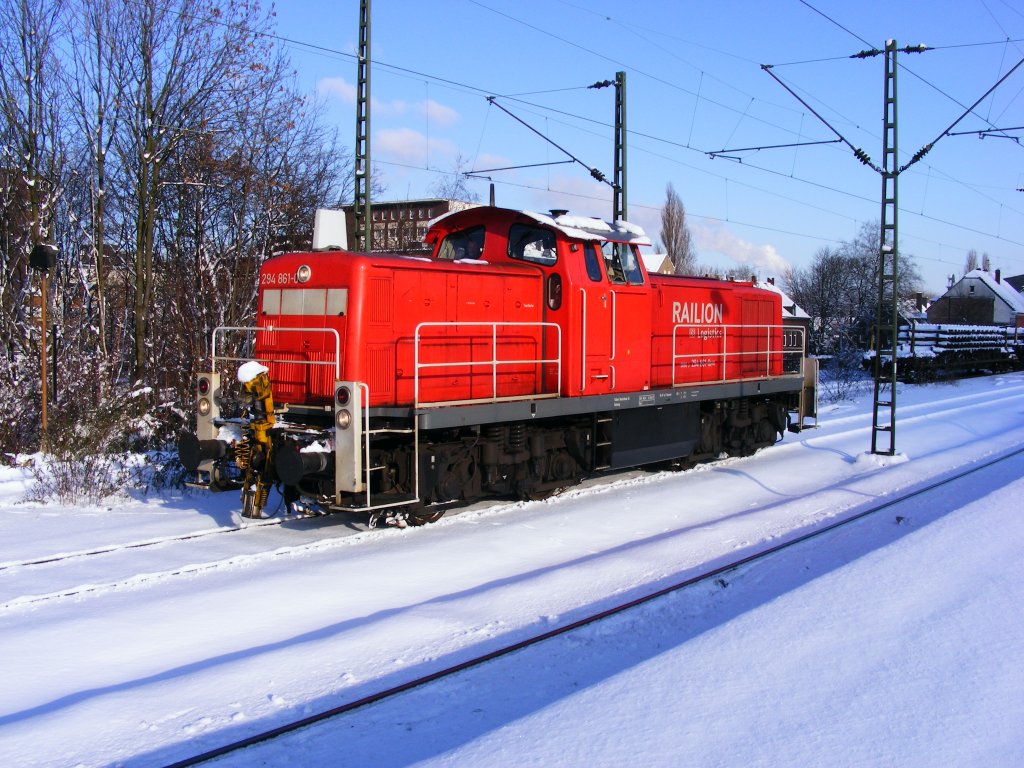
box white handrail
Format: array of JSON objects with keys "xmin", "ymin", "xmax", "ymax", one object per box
[
  {"xmin": 212, "ymin": 325, "xmax": 342, "ymax": 380},
  {"xmin": 669, "ymin": 323, "xmax": 805, "ymax": 387},
  {"xmin": 413, "ymin": 321, "xmax": 562, "ymax": 407},
  {"xmin": 580, "ymin": 288, "xmax": 587, "ymax": 392}
]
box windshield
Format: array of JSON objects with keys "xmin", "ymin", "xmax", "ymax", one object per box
[
  {"xmin": 437, "ymin": 225, "xmax": 485, "ymax": 260},
  {"xmin": 601, "ymin": 241, "xmax": 644, "ymax": 285}
]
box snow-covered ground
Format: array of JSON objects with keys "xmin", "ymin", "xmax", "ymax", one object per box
[{"xmin": 2, "ymin": 373, "xmax": 1023, "ymax": 767}]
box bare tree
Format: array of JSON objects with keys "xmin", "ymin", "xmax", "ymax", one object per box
[
  {"xmin": 785, "ymin": 220, "xmax": 923, "ymax": 356},
  {"xmin": 429, "ymin": 154, "xmax": 480, "ymax": 203},
  {"xmin": 964, "ymin": 249, "xmax": 979, "ymax": 275},
  {"xmin": 146, "ymin": 28, "xmax": 348, "ymax": 421},
  {"xmin": 111, "ymin": 0, "xmax": 279, "ymax": 380},
  {"xmin": 0, "ymin": 0, "xmax": 352, "ymax": 462},
  {"xmin": 841, "ymin": 220, "xmax": 922, "ymax": 337},
  {"xmin": 660, "ymin": 182, "xmax": 695, "ymax": 275},
  {"xmin": 785, "ymin": 246, "xmax": 853, "ymax": 355},
  {"xmin": 66, "ymin": 0, "xmax": 131, "ymax": 366},
  {"xmin": 0, "ymin": 0, "xmax": 67, "ymax": 454}
]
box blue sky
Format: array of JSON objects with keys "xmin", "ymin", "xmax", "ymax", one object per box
[{"xmin": 272, "ymin": 0, "xmax": 1024, "ymax": 294}]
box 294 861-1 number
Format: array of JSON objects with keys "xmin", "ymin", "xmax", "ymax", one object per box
[{"xmin": 260, "ymin": 272, "xmax": 294, "ymax": 286}]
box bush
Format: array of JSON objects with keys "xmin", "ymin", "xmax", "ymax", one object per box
[
  {"xmin": 818, "ymin": 347, "xmax": 871, "ymax": 403},
  {"xmin": 24, "ymin": 385, "xmax": 156, "ymax": 504},
  {"xmin": 0, "ymin": 355, "xmax": 41, "ymax": 465}
]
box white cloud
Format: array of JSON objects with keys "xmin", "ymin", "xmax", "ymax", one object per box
[
  {"xmin": 473, "ymin": 152, "xmax": 514, "ymax": 171},
  {"xmin": 376, "ymin": 98, "xmax": 409, "ymax": 118},
  {"xmin": 317, "ymin": 80, "xmax": 460, "ymax": 128},
  {"xmin": 692, "ymin": 219, "xmax": 790, "ymax": 276},
  {"xmin": 376, "ymin": 127, "xmax": 458, "ymax": 166},
  {"xmin": 418, "ymin": 99, "xmax": 459, "ymax": 127},
  {"xmin": 317, "ymin": 77, "xmax": 356, "ymax": 103}
]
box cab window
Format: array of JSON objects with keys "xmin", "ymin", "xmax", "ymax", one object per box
[
  {"xmin": 508, "ymin": 224, "xmax": 557, "ymax": 266},
  {"xmin": 601, "ymin": 241, "xmax": 644, "ymax": 285},
  {"xmin": 437, "ymin": 225, "xmax": 485, "ymax": 260},
  {"xmin": 583, "ymin": 243, "xmax": 604, "ymax": 282}
]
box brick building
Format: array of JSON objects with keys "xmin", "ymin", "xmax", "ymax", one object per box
[{"xmin": 343, "ymin": 198, "xmax": 479, "ymax": 254}]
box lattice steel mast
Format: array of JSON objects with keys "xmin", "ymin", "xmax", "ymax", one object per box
[
  {"xmin": 871, "ymin": 41, "xmax": 900, "ymax": 455},
  {"xmin": 354, "ymin": 0, "xmax": 372, "ymax": 251},
  {"xmin": 613, "ymin": 71, "xmax": 626, "ymax": 222}
]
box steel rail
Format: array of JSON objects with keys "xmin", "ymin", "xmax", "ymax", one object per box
[
  {"xmin": 0, "ymin": 516, "xmax": 291, "ymax": 572},
  {"xmin": 164, "ymin": 443, "xmax": 1024, "ymax": 768}
]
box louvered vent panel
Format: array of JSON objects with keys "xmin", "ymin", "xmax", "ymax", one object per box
[
  {"xmin": 369, "ymin": 277, "xmax": 393, "ymax": 324},
  {"xmin": 366, "ymin": 344, "xmax": 395, "ymax": 404}
]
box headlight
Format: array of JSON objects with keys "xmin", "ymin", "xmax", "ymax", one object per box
[
  {"xmin": 197, "ymin": 376, "xmax": 211, "ymax": 396},
  {"xmin": 335, "ymin": 385, "xmax": 351, "ymax": 406},
  {"xmin": 198, "ymin": 397, "xmax": 212, "ymax": 416},
  {"xmin": 336, "ymin": 409, "xmax": 352, "ymax": 429},
  {"xmin": 296, "ymin": 264, "xmax": 312, "ymax": 283}
]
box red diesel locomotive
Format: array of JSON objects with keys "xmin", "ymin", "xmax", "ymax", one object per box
[{"xmin": 179, "ymin": 206, "xmax": 816, "ymax": 522}]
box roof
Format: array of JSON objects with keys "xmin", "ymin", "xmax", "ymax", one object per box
[
  {"xmin": 531, "ymin": 211, "xmax": 652, "ymax": 246},
  {"xmin": 756, "ymin": 280, "xmax": 810, "ymax": 319},
  {"xmin": 427, "ymin": 205, "xmax": 651, "ymax": 246},
  {"xmin": 1004, "ymin": 273, "xmax": 1024, "ymax": 294},
  {"xmin": 641, "ymin": 252, "xmax": 671, "ymax": 274},
  {"xmin": 959, "ymin": 269, "xmax": 1024, "ymax": 313}
]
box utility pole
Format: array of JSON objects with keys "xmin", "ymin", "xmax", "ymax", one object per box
[
  {"xmin": 29, "ymin": 244, "xmax": 58, "ymax": 449},
  {"xmin": 871, "ymin": 41, "xmax": 900, "ymax": 455},
  {"xmin": 354, "ymin": 0, "xmax": 372, "ymax": 251},
  {"xmin": 752, "ymin": 46, "xmax": 1022, "ymax": 452},
  {"xmin": 613, "ymin": 71, "xmax": 627, "ymax": 222}
]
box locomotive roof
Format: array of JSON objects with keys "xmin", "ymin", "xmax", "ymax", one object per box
[{"xmin": 426, "ymin": 205, "xmax": 651, "ymax": 246}]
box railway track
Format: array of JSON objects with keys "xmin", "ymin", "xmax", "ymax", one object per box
[
  {"xmin": 0, "ymin": 516, "xmax": 285, "ymax": 572},
  {"xmin": 0, "ymin": 511, "xmax": 372, "ymax": 612},
  {"xmin": 6, "ymin": 379, "xmax": 1024, "ymax": 615},
  {"xmin": 164, "ymin": 443, "xmax": 1024, "ymax": 768}
]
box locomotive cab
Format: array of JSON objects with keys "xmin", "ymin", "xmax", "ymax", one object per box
[{"xmin": 425, "ymin": 207, "xmax": 655, "ymax": 396}]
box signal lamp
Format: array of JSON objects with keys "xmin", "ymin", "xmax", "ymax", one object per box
[
  {"xmin": 296, "ymin": 264, "xmax": 312, "ymax": 283},
  {"xmin": 197, "ymin": 377, "xmax": 211, "ymax": 396},
  {"xmin": 336, "ymin": 385, "xmax": 351, "ymax": 406},
  {"xmin": 336, "ymin": 409, "xmax": 352, "ymax": 429},
  {"xmin": 198, "ymin": 398, "xmax": 212, "ymax": 416}
]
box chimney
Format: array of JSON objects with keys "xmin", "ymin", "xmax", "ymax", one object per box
[
  {"xmin": 915, "ymin": 292, "xmax": 924, "ymax": 311},
  {"xmin": 767, "ymin": 277, "xmax": 775, "ymax": 286},
  {"xmin": 995, "ymin": 269, "xmax": 1001, "ymax": 284}
]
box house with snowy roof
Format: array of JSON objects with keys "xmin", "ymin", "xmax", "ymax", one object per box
[
  {"xmin": 926, "ymin": 269, "xmax": 1024, "ymax": 327},
  {"xmin": 641, "ymin": 252, "xmax": 673, "ymax": 275},
  {"xmin": 1004, "ymin": 273, "xmax": 1024, "ymax": 295},
  {"xmin": 756, "ymin": 277, "xmax": 812, "ymax": 345}
]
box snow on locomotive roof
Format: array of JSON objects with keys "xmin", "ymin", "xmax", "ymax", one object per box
[
  {"xmin": 524, "ymin": 210, "xmax": 651, "ymax": 245},
  {"xmin": 426, "ymin": 205, "xmax": 651, "ymax": 245}
]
